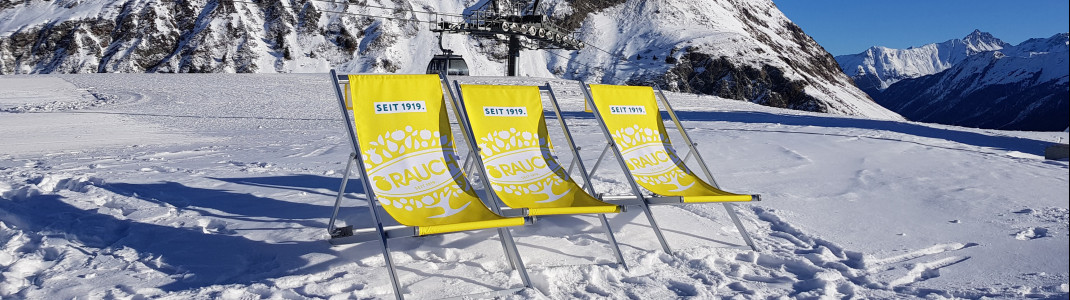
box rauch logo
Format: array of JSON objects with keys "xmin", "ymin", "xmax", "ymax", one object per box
[{"xmin": 368, "ymin": 149, "xmax": 460, "ymax": 198}]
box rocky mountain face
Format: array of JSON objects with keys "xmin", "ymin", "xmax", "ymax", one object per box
[
  {"xmin": 874, "ymin": 33, "xmax": 1068, "ymax": 131},
  {"xmin": 0, "ymin": 0, "xmax": 900, "ymax": 120},
  {"xmin": 835, "ymin": 30, "xmax": 1009, "ymax": 95},
  {"xmin": 0, "ymin": 0, "xmax": 406, "ymax": 74},
  {"xmin": 540, "ymin": 0, "xmax": 899, "ymax": 118}
]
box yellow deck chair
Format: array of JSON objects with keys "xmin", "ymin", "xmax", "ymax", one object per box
[
  {"xmin": 581, "ymin": 83, "xmax": 761, "ymax": 253},
  {"xmin": 446, "ymin": 83, "xmax": 628, "ymax": 268},
  {"xmin": 325, "ymin": 71, "xmax": 532, "ymax": 300}
]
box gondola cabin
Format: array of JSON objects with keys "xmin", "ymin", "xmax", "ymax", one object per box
[{"xmin": 426, "ymin": 54, "xmax": 469, "ymax": 76}]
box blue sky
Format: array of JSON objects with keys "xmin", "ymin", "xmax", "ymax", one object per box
[{"xmin": 773, "ymin": 1, "xmax": 1070, "ymax": 56}]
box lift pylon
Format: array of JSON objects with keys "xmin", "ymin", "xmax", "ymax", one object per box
[{"xmin": 430, "ymin": 0, "xmax": 583, "ymax": 76}]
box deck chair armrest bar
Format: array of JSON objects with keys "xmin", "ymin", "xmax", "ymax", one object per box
[
  {"xmin": 645, "ymin": 195, "xmax": 761, "ymax": 205},
  {"xmin": 326, "ymin": 215, "xmax": 533, "ymax": 245},
  {"xmin": 641, "ymin": 197, "xmax": 686, "ymax": 205},
  {"xmin": 329, "ymin": 226, "xmax": 419, "ymax": 245},
  {"xmin": 600, "ymin": 197, "xmax": 645, "ymax": 206},
  {"xmin": 602, "ymin": 194, "xmax": 760, "ymax": 204},
  {"xmin": 499, "ymin": 208, "xmax": 530, "ymax": 218}
]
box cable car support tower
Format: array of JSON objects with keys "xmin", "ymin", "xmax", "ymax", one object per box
[{"xmin": 431, "ymin": 0, "xmax": 583, "ymax": 76}]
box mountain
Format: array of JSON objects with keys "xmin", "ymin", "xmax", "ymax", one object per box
[
  {"xmin": 875, "ymin": 33, "xmax": 1069, "ymax": 131},
  {"xmin": 834, "ymin": 30, "xmax": 1009, "ymax": 94},
  {"xmin": 0, "ymin": 0, "xmax": 901, "ymax": 120}
]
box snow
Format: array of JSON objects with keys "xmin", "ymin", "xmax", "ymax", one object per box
[
  {"xmin": 0, "ymin": 77, "xmax": 218, "ymax": 157},
  {"xmin": 1, "ymin": 74, "xmax": 1067, "ymax": 299},
  {"xmin": 932, "ymin": 33, "xmax": 1070, "ymax": 95},
  {"xmin": 835, "ymin": 30, "xmax": 1010, "ymax": 90}
]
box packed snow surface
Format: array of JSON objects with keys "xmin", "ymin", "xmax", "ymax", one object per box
[{"xmin": 0, "ymin": 74, "xmax": 1067, "ymax": 299}]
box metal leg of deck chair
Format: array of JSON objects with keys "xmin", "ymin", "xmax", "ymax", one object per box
[
  {"xmin": 722, "ymin": 203, "xmax": 759, "ymax": 252},
  {"xmin": 355, "ymin": 174, "xmax": 404, "ymax": 299},
  {"xmin": 544, "ymin": 84, "xmax": 629, "ymax": 269},
  {"xmin": 441, "ymin": 77, "xmax": 533, "ymax": 289},
  {"xmin": 462, "ymin": 151, "xmax": 477, "ymax": 176},
  {"xmin": 566, "ymin": 158, "xmax": 578, "ymax": 179},
  {"xmin": 331, "ymin": 70, "xmax": 405, "ymax": 299},
  {"xmin": 638, "ymin": 201, "xmax": 672, "ymax": 253},
  {"xmin": 496, "ymin": 229, "xmax": 517, "ymax": 271},
  {"xmin": 579, "ymin": 82, "xmax": 673, "ymax": 254},
  {"xmin": 581, "ymin": 144, "xmax": 612, "ymax": 191},
  {"xmin": 682, "ymin": 148, "xmax": 694, "ymax": 166},
  {"xmin": 327, "ymin": 153, "xmax": 356, "ymax": 235},
  {"xmin": 378, "ymin": 234, "xmax": 405, "ymax": 300},
  {"xmin": 353, "ymin": 153, "xmax": 405, "ymax": 300},
  {"xmin": 598, "ymin": 214, "xmax": 628, "ymax": 270},
  {"xmin": 497, "ymin": 228, "xmax": 533, "ymax": 288}
]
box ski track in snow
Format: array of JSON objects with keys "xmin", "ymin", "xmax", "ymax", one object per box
[{"xmin": 1, "ymin": 74, "xmax": 1067, "ymax": 299}]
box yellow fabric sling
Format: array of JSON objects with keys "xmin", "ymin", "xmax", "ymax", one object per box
[
  {"xmin": 587, "ymin": 84, "xmax": 753, "ymax": 203},
  {"xmin": 459, "ymin": 85, "xmax": 620, "ymax": 215},
  {"xmin": 348, "ymin": 75, "xmax": 525, "ymax": 234}
]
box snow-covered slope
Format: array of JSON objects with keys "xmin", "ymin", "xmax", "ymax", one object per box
[
  {"xmin": 0, "ymin": 0, "xmax": 901, "ymax": 120},
  {"xmin": 1, "ymin": 74, "xmax": 1066, "ymax": 299},
  {"xmin": 835, "ymin": 30, "xmax": 1008, "ymax": 94},
  {"xmin": 876, "ymin": 33, "xmax": 1069, "ymax": 131}
]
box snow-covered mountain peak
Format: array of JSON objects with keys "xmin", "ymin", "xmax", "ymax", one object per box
[
  {"xmin": 834, "ymin": 30, "xmax": 1010, "ymax": 93},
  {"xmin": 871, "ymin": 32, "xmax": 1069, "ymax": 131},
  {"xmin": 961, "ymin": 29, "xmax": 1008, "ymax": 53},
  {"xmin": 1004, "ymin": 33, "xmax": 1070, "ymax": 57}
]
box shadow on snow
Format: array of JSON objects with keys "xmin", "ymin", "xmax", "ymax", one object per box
[
  {"xmin": 0, "ymin": 174, "xmax": 529, "ymax": 293},
  {"xmin": 0, "ymin": 175, "xmax": 378, "ymax": 292}
]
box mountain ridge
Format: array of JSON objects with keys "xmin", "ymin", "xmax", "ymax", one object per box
[
  {"xmin": 834, "ymin": 29, "xmax": 1009, "ymax": 94},
  {"xmin": 0, "ymin": 0, "xmax": 902, "ymax": 120},
  {"xmin": 864, "ymin": 32, "xmax": 1069, "ymax": 131}
]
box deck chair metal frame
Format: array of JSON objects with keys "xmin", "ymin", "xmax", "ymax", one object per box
[
  {"xmin": 579, "ymin": 82, "xmax": 761, "ymax": 253},
  {"xmin": 443, "ymin": 80, "xmax": 629, "ymax": 269},
  {"xmin": 324, "ymin": 70, "xmax": 532, "ymax": 300}
]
